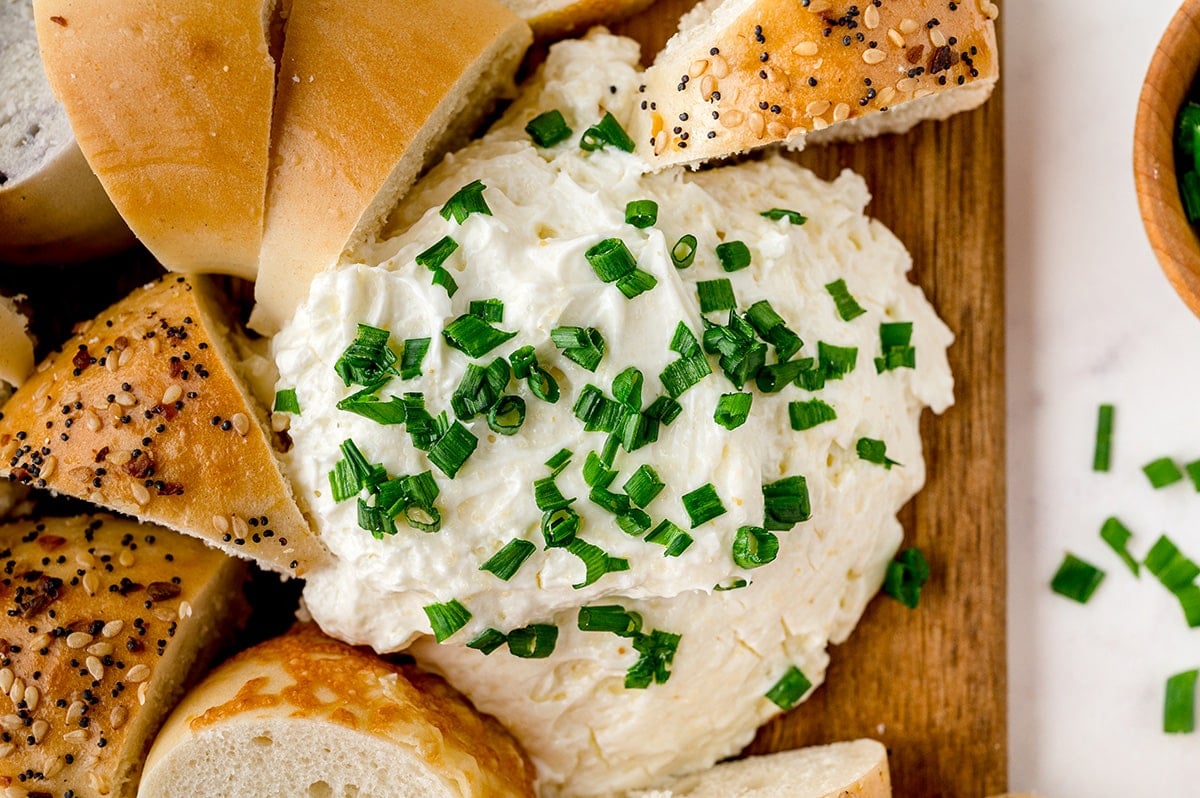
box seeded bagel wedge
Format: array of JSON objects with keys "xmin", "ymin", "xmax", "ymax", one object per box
[
  {"xmin": 0, "ymin": 275, "xmax": 328, "ymax": 576},
  {"xmin": 0, "ymin": 513, "xmax": 246, "ymax": 798}
]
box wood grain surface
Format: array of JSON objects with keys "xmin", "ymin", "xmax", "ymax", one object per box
[
  {"xmin": 612, "ymin": 3, "xmax": 1008, "ymax": 796},
  {"xmin": 0, "ymin": 2, "xmax": 1006, "ymax": 794}
]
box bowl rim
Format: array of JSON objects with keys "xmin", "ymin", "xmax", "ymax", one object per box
[{"xmin": 1135, "ymin": 0, "xmax": 1200, "ymax": 317}]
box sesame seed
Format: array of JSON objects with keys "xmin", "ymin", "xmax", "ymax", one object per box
[
  {"xmin": 118, "ymin": 549, "xmax": 135, "ymax": 568},
  {"xmin": 30, "ymin": 719, "xmax": 47, "ymax": 744},
  {"xmin": 862, "ymin": 48, "xmax": 886, "ymax": 64},
  {"xmin": 63, "ymin": 729, "xmax": 88, "ymax": 744},
  {"xmin": 7, "ymin": 677, "xmax": 21, "ymax": 703},
  {"xmin": 126, "ymin": 664, "xmax": 151, "ymax": 683},
  {"xmin": 930, "ymin": 28, "xmax": 947, "ymax": 47},
  {"xmin": 0, "ymin": 669, "xmax": 13, "ymax": 694},
  {"xmin": 231, "ymin": 413, "xmax": 250, "ymax": 437},
  {"xmin": 793, "ymin": 41, "xmax": 819, "ymax": 56},
  {"xmin": 863, "ymin": 4, "xmax": 880, "ymax": 28},
  {"xmin": 900, "ymin": 17, "xmax": 919, "ymax": 33},
  {"xmin": 161, "ymin": 384, "xmax": 182, "ymax": 405},
  {"xmin": 806, "ymin": 99, "xmax": 832, "ymax": 117},
  {"xmin": 131, "ymin": 483, "xmax": 151, "ymax": 506},
  {"xmin": 66, "ymin": 632, "xmax": 93, "ymax": 649},
  {"xmin": 86, "ymin": 655, "xmax": 104, "ymax": 681}
]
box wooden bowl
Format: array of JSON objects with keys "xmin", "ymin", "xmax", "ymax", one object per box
[{"xmin": 1136, "ymin": 0, "xmax": 1200, "ymax": 317}]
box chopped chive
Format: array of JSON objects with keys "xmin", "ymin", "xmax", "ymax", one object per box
[
  {"xmin": 1179, "ymin": 585, "xmax": 1200, "ymax": 628},
  {"xmin": 403, "ymin": 395, "xmax": 449, "ymax": 451},
  {"xmin": 334, "ymin": 324, "xmax": 397, "ymax": 388},
  {"xmin": 590, "ymin": 486, "xmax": 632, "ymax": 515},
  {"xmin": 1050, "ymin": 553, "xmax": 1106, "ymax": 604},
  {"xmin": 467, "ymin": 628, "xmax": 508, "ymax": 655},
  {"xmin": 714, "ymin": 578, "xmax": 750, "ymax": 591},
  {"xmin": 616, "ymin": 268, "xmax": 658, "ymax": 299},
  {"xmin": 1093, "ymin": 404, "xmax": 1114, "ymax": 472},
  {"xmin": 469, "ymin": 298, "xmax": 505, "ymax": 323},
  {"xmin": 427, "ymin": 422, "xmax": 478, "ymax": 478},
  {"xmin": 579, "ymin": 111, "xmax": 635, "ymax": 152},
  {"xmin": 1145, "ymin": 535, "xmax": 1200, "ymax": 594},
  {"xmin": 487, "ymin": 395, "xmax": 525, "ymax": 435},
  {"xmin": 671, "ymin": 234, "xmax": 698, "ymax": 268},
  {"xmin": 511, "ymin": 346, "xmax": 560, "ymax": 403},
  {"xmin": 1186, "ymin": 459, "xmax": 1200, "ymax": 491},
  {"xmin": 824, "ymin": 278, "xmax": 866, "ymax": 321},
  {"xmin": 423, "ymin": 599, "xmax": 471, "ymax": 642},
  {"xmin": 682, "ymin": 483, "xmax": 726, "ymax": 528},
  {"xmin": 669, "ymin": 322, "xmax": 701, "ymax": 356},
  {"xmin": 716, "ymin": 241, "xmax": 751, "ymax": 272},
  {"xmin": 336, "ymin": 388, "xmax": 407, "ymax": 424},
  {"xmin": 616, "ymin": 508, "xmax": 652, "ymax": 536},
  {"xmin": 534, "ymin": 475, "xmax": 573, "ymax": 512},
  {"xmin": 544, "ymin": 447, "xmax": 573, "ymax": 474},
  {"xmin": 763, "ymin": 476, "xmax": 810, "ymax": 531},
  {"xmin": 645, "ymin": 519, "xmax": 694, "ymax": 556},
  {"xmin": 377, "ymin": 471, "xmax": 441, "ymax": 533},
  {"xmin": 765, "ymin": 665, "xmax": 812, "ymax": 710},
  {"xmin": 788, "ymin": 399, "xmax": 837, "ymax": 431},
  {"xmin": 714, "ymin": 392, "xmax": 753, "ymax": 430},
  {"xmin": 883, "ymin": 548, "xmax": 931, "ymax": 609},
  {"xmin": 565, "ymin": 537, "xmax": 630, "ymax": 588},
  {"xmin": 480, "ymin": 538, "xmax": 536, "ymax": 581},
  {"xmin": 818, "ymin": 341, "xmax": 858, "ymax": 380},
  {"xmin": 273, "ymin": 388, "xmax": 300, "ymax": 414},
  {"xmin": 612, "ymin": 368, "xmax": 644, "ymax": 410},
  {"xmin": 732, "ymin": 526, "xmax": 779, "ymax": 569},
  {"xmin": 525, "ymin": 109, "xmax": 573, "ymax": 147},
  {"xmin": 703, "ymin": 313, "xmax": 767, "ymax": 389},
  {"xmin": 1144, "ymin": 457, "xmax": 1185, "ymax": 489},
  {"xmin": 856, "ymin": 437, "xmax": 901, "ymax": 469},
  {"xmin": 573, "ymin": 385, "xmax": 628, "ymax": 433},
  {"xmin": 755, "ymin": 359, "xmax": 812, "ymax": 393},
  {"xmin": 645, "ymin": 395, "xmax": 682, "ymax": 425},
  {"xmin": 578, "ymin": 605, "xmax": 643, "ymax": 637},
  {"xmin": 551, "ymin": 326, "xmax": 606, "ymax": 372},
  {"xmin": 329, "ymin": 459, "xmax": 358, "ymax": 503},
  {"xmin": 744, "ymin": 300, "xmax": 802, "ymax": 361},
  {"xmin": 506, "ymin": 624, "xmax": 559, "ymax": 659},
  {"xmin": 400, "ymin": 338, "xmax": 431, "ymax": 379},
  {"xmin": 660, "ymin": 353, "xmax": 712, "ymax": 399},
  {"xmin": 625, "ymin": 199, "xmax": 659, "ymax": 229},
  {"xmin": 583, "ymin": 451, "xmax": 617, "ymax": 489},
  {"xmin": 874, "ymin": 322, "xmax": 916, "ymax": 373},
  {"xmin": 1099, "ymin": 517, "xmax": 1140, "ymax": 577},
  {"xmin": 625, "ymin": 630, "xmax": 680, "ymax": 689},
  {"xmin": 439, "ymin": 180, "xmax": 491, "ymax": 223},
  {"xmin": 541, "ymin": 507, "xmax": 580, "ymax": 548},
  {"xmin": 585, "ymin": 238, "xmax": 637, "ymax": 282},
  {"xmin": 442, "ymin": 313, "xmax": 517, "ymax": 358},
  {"xmin": 696, "ymin": 279, "xmax": 736, "ymax": 313},
  {"xmin": 357, "ymin": 498, "xmax": 397, "ymax": 539},
  {"xmin": 416, "ymin": 236, "xmax": 458, "ymax": 270},
  {"xmin": 623, "ymin": 465, "xmax": 665, "ymax": 508},
  {"xmin": 1165, "ymin": 669, "xmax": 1199, "ymax": 733},
  {"xmin": 760, "ymin": 208, "xmax": 807, "ymax": 224}
]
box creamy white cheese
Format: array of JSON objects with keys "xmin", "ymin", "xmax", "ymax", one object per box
[{"xmin": 278, "ymin": 31, "xmax": 953, "ymax": 796}]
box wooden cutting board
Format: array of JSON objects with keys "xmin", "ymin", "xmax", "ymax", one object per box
[{"xmin": 609, "ymin": 3, "xmax": 1008, "ymax": 796}]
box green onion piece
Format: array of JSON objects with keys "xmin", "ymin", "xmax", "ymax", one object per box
[
  {"xmin": 755, "ymin": 359, "xmax": 813, "ymax": 393},
  {"xmin": 442, "ymin": 313, "xmax": 518, "ymax": 359},
  {"xmin": 682, "ymin": 483, "xmax": 726, "ymax": 528},
  {"xmin": 856, "ymin": 437, "xmax": 901, "ymax": 469},
  {"xmin": 1186, "ymin": 459, "xmax": 1200, "ymax": 492},
  {"xmin": 534, "ymin": 475, "xmax": 573, "ymax": 512},
  {"xmin": 590, "ymin": 486, "xmax": 631, "ymax": 515},
  {"xmin": 732, "ymin": 526, "xmax": 779, "ymax": 569},
  {"xmin": 423, "ymin": 599, "xmax": 471, "ymax": 643},
  {"xmin": 565, "ymin": 537, "xmax": 630, "ymax": 588},
  {"xmin": 612, "ymin": 368, "xmax": 644, "ymax": 410},
  {"xmin": 582, "ymin": 451, "xmax": 616, "ymax": 489},
  {"xmin": 1182, "ymin": 169, "xmax": 1200, "ymax": 223},
  {"xmin": 469, "ymin": 298, "xmax": 505, "ymax": 323},
  {"xmin": 1099, "ymin": 517, "xmax": 1140, "ymax": 577},
  {"xmin": 451, "ymin": 361, "xmax": 507, "ymax": 420},
  {"xmin": 623, "ymin": 465, "xmax": 665, "ymax": 508},
  {"xmin": 625, "ymin": 199, "xmax": 659, "ymax": 229},
  {"xmin": 467, "ymin": 628, "xmax": 508, "ymax": 655},
  {"xmin": 616, "ymin": 509, "xmax": 652, "ymax": 536},
  {"xmin": 763, "ymin": 476, "xmax": 811, "ymax": 531},
  {"xmin": 618, "ymin": 410, "xmax": 659, "ymax": 453},
  {"xmin": 1091, "ymin": 403, "xmax": 1114, "ymax": 472},
  {"xmin": 479, "ymin": 538, "xmax": 536, "ymax": 581},
  {"xmin": 403, "ymin": 395, "xmax": 449, "ymax": 451},
  {"xmin": 645, "ymin": 395, "xmax": 683, "ymax": 425},
  {"xmin": 428, "ymin": 422, "xmax": 478, "ymax": 478},
  {"xmin": 824, "ymin": 278, "xmax": 867, "ymax": 321},
  {"xmin": 660, "ymin": 354, "xmax": 712, "ymax": 399},
  {"xmin": 714, "ymin": 578, "xmax": 750, "ymax": 591},
  {"xmin": 573, "ymin": 385, "xmax": 628, "ymax": 433},
  {"xmin": 646, "ymin": 519, "xmax": 694, "ymax": 556},
  {"xmin": 541, "ymin": 507, "xmax": 580, "ymax": 548},
  {"xmin": 874, "ymin": 322, "xmax": 916, "ymax": 373},
  {"xmin": 794, "ymin": 362, "xmax": 827, "ymax": 392},
  {"xmin": 334, "ymin": 323, "xmax": 397, "ymax": 388},
  {"xmin": 669, "ymin": 322, "xmax": 702, "ymax": 356},
  {"xmin": 511, "ymin": 346, "xmax": 561, "ymax": 403},
  {"xmin": 376, "ymin": 471, "xmax": 441, "ymax": 534},
  {"xmin": 1050, "ymin": 553, "xmax": 1106, "ymax": 604},
  {"xmin": 509, "ymin": 345, "xmax": 537, "ymax": 379},
  {"xmin": 551, "ymin": 326, "xmax": 606, "ymax": 372},
  {"xmin": 439, "ymin": 180, "xmax": 492, "ymax": 223},
  {"xmin": 488, "ymin": 395, "xmax": 526, "ymax": 435},
  {"xmin": 506, "ymin": 624, "xmax": 559, "ymax": 659},
  {"xmin": 716, "ymin": 240, "xmax": 751, "ymax": 272},
  {"xmin": 1165, "ymin": 669, "xmax": 1199, "ymax": 733},
  {"xmin": 416, "ymin": 236, "xmax": 458, "ymax": 270},
  {"xmin": 884, "ymin": 548, "xmax": 931, "ymax": 608},
  {"xmin": 765, "ymin": 665, "xmax": 812, "ymax": 710},
  {"xmin": 625, "ymin": 630, "xmax": 681, "ymax": 689},
  {"xmin": 1144, "ymin": 457, "xmax": 1185, "ymax": 489},
  {"xmin": 430, "ymin": 267, "xmax": 459, "ymax": 297},
  {"xmin": 400, "ymin": 338, "xmax": 431, "ymax": 379},
  {"xmin": 744, "ymin": 300, "xmax": 802, "ymax": 361},
  {"xmin": 544, "ymin": 448, "xmax": 572, "ymax": 474},
  {"xmin": 818, "ymin": 341, "xmax": 858, "ymax": 380},
  {"xmin": 273, "ymin": 388, "xmax": 300, "ymax": 414},
  {"xmin": 331, "ymin": 438, "xmax": 384, "ymax": 500},
  {"xmin": 600, "ymin": 433, "xmax": 621, "ymax": 466},
  {"xmin": 579, "ymin": 111, "xmax": 635, "ymax": 153},
  {"xmin": 616, "ymin": 269, "xmax": 658, "ymax": 299},
  {"xmin": 1178, "ymin": 585, "xmax": 1200, "ymax": 628},
  {"xmin": 578, "ymin": 605, "xmax": 643, "ymax": 637},
  {"xmin": 357, "ymin": 498, "xmax": 396, "ymax": 539},
  {"xmin": 329, "ymin": 459, "xmax": 358, "ymax": 503},
  {"xmin": 671, "ymin": 234, "xmax": 698, "ymax": 268},
  {"xmin": 585, "ymin": 238, "xmax": 637, "ymax": 282},
  {"xmin": 525, "ymin": 109, "xmax": 573, "ymax": 147},
  {"xmin": 703, "ymin": 313, "xmax": 766, "ymax": 389},
  {"xmin": 789, "ymin": 399, "xmax": 837, "ymax": 431},
  {"xmin": 1145, "ymin": 535, "xmax": 1200, "ymax": 593},
  {"xmin": 336, "ymin": 389, "xmax": 408, "ymax": 425},
  {"xmin": 714, "ymin": 392, "xmax": 753, "ymax": 430},
  {"xmin": 697, "ymin": 279, "xmax": 737, "ymax": 313},
  {"xmin": 760, "ymin": 208, "xmax": 807, "ymax": 224},
  {"xmin": 1179, "ymin": 101, "xmax": 1200, "ymax": 158}
]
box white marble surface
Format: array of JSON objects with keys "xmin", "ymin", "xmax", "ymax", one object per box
[{"xmin": 1006, "ymin": 0, "xmax": 1200, "ymax": 794}]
